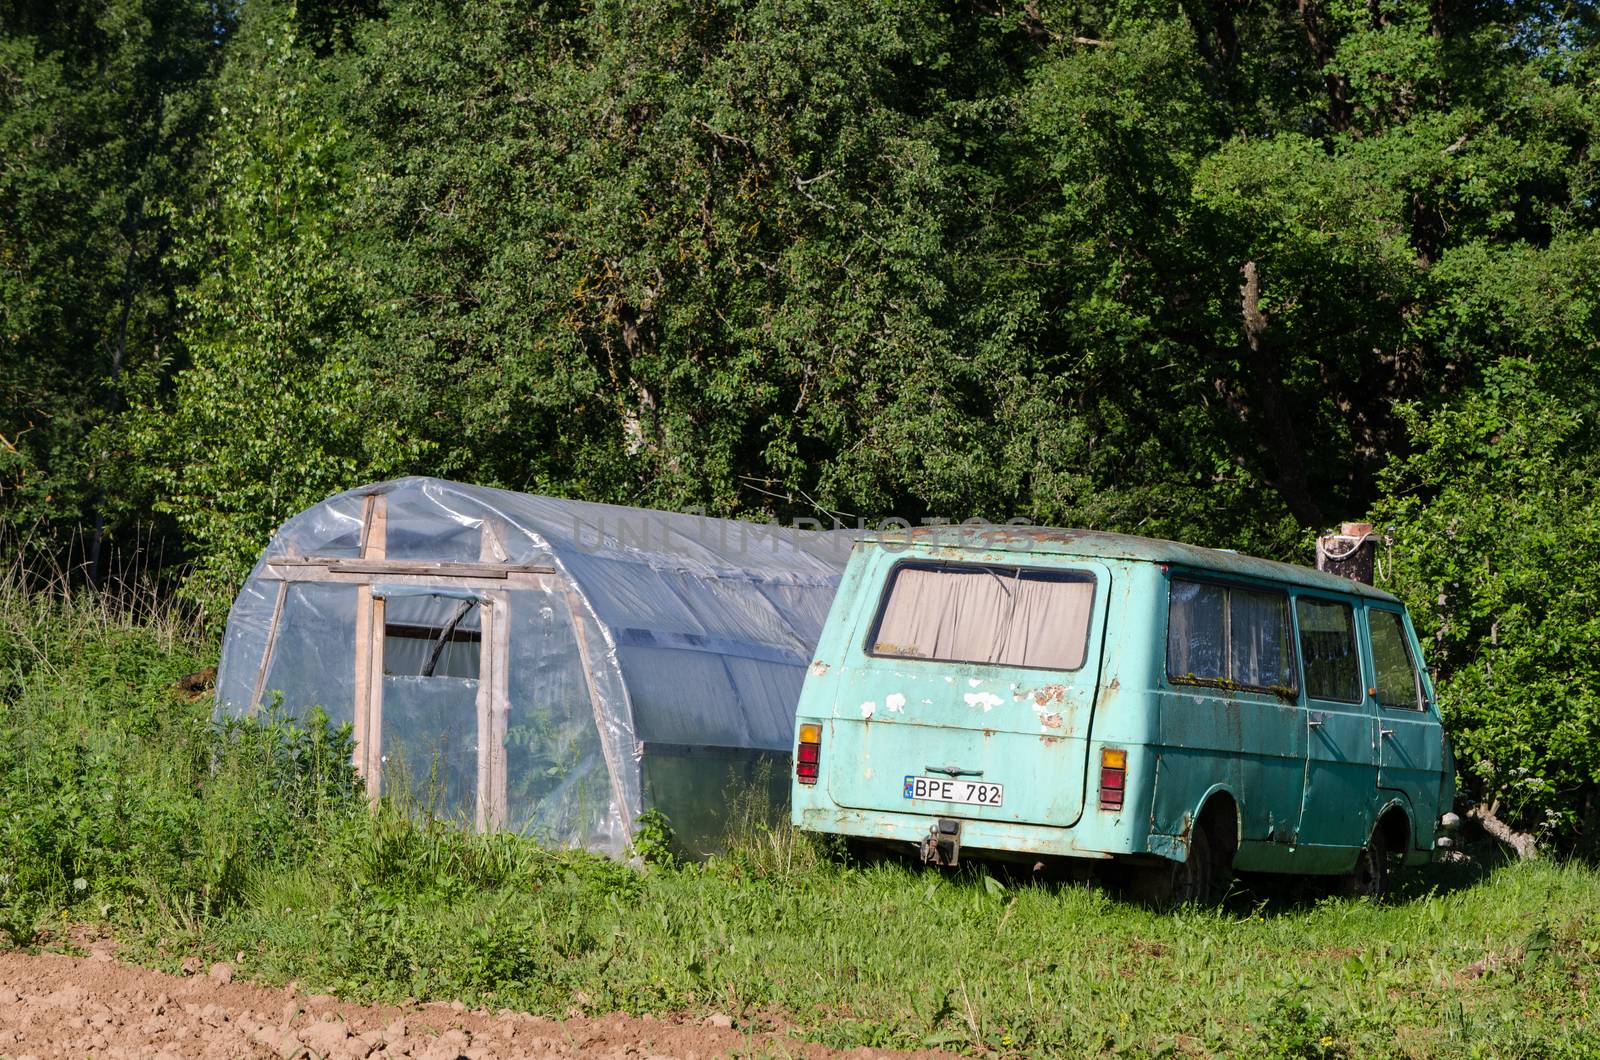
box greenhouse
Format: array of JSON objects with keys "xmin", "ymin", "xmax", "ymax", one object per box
[{"xmin": 214, "ymin": 477, "xmax": 854, "ymax": 856}]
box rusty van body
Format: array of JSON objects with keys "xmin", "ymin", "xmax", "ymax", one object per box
[{"xmin": 790, "ymin": 526, "xmax": 1455, "ymax": 900}]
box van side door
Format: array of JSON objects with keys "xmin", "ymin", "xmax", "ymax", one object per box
[
  {"xmin": 1365, "ymin": 606, "xmax": 1442, "ymax": 852},
  {"xmin": 1160, "ymin": 576, "xmax": 1304, "ymax": 867},
  {"xmin": 1293, "ymin": 595, "xmax": 1378, "ymax": 852}
]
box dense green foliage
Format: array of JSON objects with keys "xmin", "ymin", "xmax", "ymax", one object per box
[
  {"xmin": 0, "ymin": 0, "xmax": 226, "ymax": 537},
  {"xmin": 3, "ymin": 592, "xmax": 1600, "ymax": 1057},
  {"xmin": 3, "ymin": 0, "xmax": 1599, "ymax": 841},
  {"xmin": 0, "ymin": 567, "xmax": 358, "ymax": 931},
  {"xmin": 1375, "ymin": 237, "xmax": 1600, "ymax": 847}
]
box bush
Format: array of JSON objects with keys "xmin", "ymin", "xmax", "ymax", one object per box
[
  {"xmin": 1377, "ymin": 361, "xmax": 1600, "ymax": 851},
  {"xmin": 0, "ymin": 563, "xmax": 363, "ymax": 933}
]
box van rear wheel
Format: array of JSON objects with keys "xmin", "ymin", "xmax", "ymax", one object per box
[{"xmin": 1130, "ymin": 819, "xmax": 1231, "ymax": 907}]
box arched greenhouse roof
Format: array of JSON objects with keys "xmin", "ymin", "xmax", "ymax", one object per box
[{"xmin": 215, "ymin": 477, "xmax": 854, "ymax": 855}]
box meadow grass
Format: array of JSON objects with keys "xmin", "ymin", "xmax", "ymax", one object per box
[
  {"xmin": 192, "ymin": 840, "xmax": 1600, "ymax": 1058},
  {"xmin": 2, "ymin": 570, "xmax": 1597, "ymax": 1057}
]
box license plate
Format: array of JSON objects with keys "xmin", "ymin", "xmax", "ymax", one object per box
[{"xmin": 903, "ymin": 775, "xmax": 1003, "ymax": 807}]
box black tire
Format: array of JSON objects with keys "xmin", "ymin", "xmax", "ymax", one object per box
[
  {"xmin": 1130, "ymin": 819, "xmax": 1233, "ymax": 908},
  {"xmin": 1342, "ymin": 829, "xmax": 1390, "ymax": 899}
]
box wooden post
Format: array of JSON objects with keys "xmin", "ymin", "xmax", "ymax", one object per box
[
  {"xmin": 363, "ymin": 595, "xmax": 386, "ymax": 804},
  {"xmin": 352, "ymin": 493, "xmax": 388, "ymax": 804},
  {"xmin": 471, "ymin": 593, "xmax": 511, "ymax": 832},
  {"xmin": 353, "ymin": 590, "xmax": 371, "ymax": 774},
  {"xmin": 474, "ymin": 522, "xmax": 510, "ymax": 832},
  {"xmin": 474, "ymin": 597, "xmax": 495, "ymax": 831},
  {"xmin": 488, "ymin": 591, "xmax": 510, "ymax": 830}
]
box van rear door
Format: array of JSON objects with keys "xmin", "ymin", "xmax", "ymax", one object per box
[{"xmin": 823, "ymin": 556, "xmax": 1111, "ymax": 829}]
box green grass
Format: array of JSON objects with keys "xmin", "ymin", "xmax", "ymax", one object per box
[
  {"xmin": 186, "ymin": 849, "xmax": 1599, "ymax": 1058},
  {"xmin": 2, "ymin": 571, "xmax": 1598, "ymax": 1057}
]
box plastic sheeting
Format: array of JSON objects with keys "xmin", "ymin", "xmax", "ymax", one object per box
[{"xmin": 215, "ymin": 477, "xmax": 853, "ymax": 856}]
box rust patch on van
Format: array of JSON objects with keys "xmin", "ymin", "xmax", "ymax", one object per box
[
  {"xmin": 1100, "ymin": 677, "xmax": 1120, "ymax": 705},
  {"xmin": 1040, "ymin": 711, "xmax": 1063, "ymax": 729},
  {"xmin": 1031, "ymin": 684, "xmax": 1067, "ymax": 707},
  {"xmin": 1040, "ymin": 735, "xmax": 1062, "ymax": 746},
  {"xmin": 809, "ymin": 659, "xmax": 829, "ymax": 677}
]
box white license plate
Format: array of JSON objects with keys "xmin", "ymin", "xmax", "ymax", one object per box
[{"xmin": 903, "ymin": 775, "xmax": 1003, "ymax": 807}]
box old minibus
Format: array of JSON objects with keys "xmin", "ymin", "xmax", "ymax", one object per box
[{"xmin": 790, "ymin": 526, "xmax": 1455, "ymax": 902}]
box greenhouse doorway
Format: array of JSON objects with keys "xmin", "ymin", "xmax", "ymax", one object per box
[
  {"xmin": 357, "ymin": 583, "xmax": 509, "ymax": 830},
  {"xmin": 373, "ymin": 588, "xmax": 496, "ymax": 827},
  {"xmin": 353, "ymin": 576, "xmax": 620, "ymax": 837}
]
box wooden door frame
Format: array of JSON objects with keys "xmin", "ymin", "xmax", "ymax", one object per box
[{"xmin": 247, "ymin": 496, "xmax": 614, "ymax": 835}]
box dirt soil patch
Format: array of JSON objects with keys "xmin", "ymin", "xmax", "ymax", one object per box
[{"xmin": 0, "ymin": 950, "xmax": 941, "ymax": 1060}]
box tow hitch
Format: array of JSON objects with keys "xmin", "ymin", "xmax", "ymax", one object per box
[{"xmin": 920, "ymin": 818, "xmax": 962, "ymax": 867}]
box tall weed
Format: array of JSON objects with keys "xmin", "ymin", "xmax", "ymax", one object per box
[
  {"xmin": 713, "ymin": 764, "xmax": 841, "ymax": 882},
  {"xmin": 0, "ymin": 554, "xmax": 360, "ymax": 933}
]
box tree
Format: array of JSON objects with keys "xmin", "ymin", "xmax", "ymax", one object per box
[
  {"xmin": 1377, "ymin": 232, "xmax": 1600, "ymax": 853},
  {"xmin": 0, "ymin": 0, "xmax": 225, "ymax": 556},
  {"xmin": 13, "ymin": 0, "xmax": 1600, "ymax": 850},
  {"xmin": 130, "ymin": 3, "xmax": 422, "ymax": 610}
]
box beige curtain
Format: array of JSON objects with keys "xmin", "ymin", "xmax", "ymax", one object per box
[{"xmin": 872, "ymin": 566, "xmax": 1093, "ymax": 670}]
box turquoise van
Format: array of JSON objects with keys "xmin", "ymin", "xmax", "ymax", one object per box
[{"xmin": 790, "ymin": 526, "xmax": 1455, "ymax": 902}]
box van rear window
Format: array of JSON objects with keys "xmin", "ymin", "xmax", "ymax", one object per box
[
  {"xmin": 1166, "ymin": 578, "xmax": 1297, "ymax": 694},
  {"xmin": 868, "ymin": 562, "xmax": 1095, "ymax": 671}
]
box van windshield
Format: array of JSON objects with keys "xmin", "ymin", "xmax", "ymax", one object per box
[{"xmin": 868, "ymin": 562, "xmax": 1095, "ymax": 671}]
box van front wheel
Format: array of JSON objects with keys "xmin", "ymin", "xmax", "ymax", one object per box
[{"xmin": 1342, "ymin": 832, "xmax": 1390, "ymax": 899}]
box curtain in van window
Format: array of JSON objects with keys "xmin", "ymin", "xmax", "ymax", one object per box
[
  {"xmin": 1166, "ymin": 580, "xmax": 1226, "ymax": 680},
  {"xmin": 872, "ymin": 564, "xmax": 1094, "ymax": 670},
  {"xmin": 1297, "ymin": 599, "xmax": 1360, "ymax": 701},
  {"xmin": 1004, "ymin": 572, "xmax": 1094, "ymax": 669},
  {"xmin": 1167, "ymin": 579, "xmax": 1295, "ymax": 690},
  {"xmin": 1229, "ymin": 589, "xmax": 1294, "ymax": 689}
]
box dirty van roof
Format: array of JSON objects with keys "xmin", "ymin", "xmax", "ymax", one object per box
[{"xmin": 857, "ymin": 525, "xmax": 1400, "ymax": 602}]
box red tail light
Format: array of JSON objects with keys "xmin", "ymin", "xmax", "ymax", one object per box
[
  {"xmin": 1099, "ymin": 747, "xmax": 1126, "ymax": 811},
  {"xmin": 796, "ymin": 722, "xmax": 822, "ymax": 785}
]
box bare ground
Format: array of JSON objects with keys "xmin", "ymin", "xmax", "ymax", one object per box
[{"xmin": 0, "ymin": 949, "xmax": 942, "ymax": 1060}]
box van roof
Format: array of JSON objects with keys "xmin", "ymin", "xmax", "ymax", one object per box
[{"xmin": 857, "ymin": 525, "xmax": 1401, "ymax": 603}]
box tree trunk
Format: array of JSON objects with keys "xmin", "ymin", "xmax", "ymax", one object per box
[
  {"xmin": 1469, "ymin": 800, "xmax": 1539, "ymax": 860},
  {"xmin": 1238, "ymin": 261, "xmax": 1327, "ymax": 528},
  {"xmin": 1296, "ymin": 0, "xmax": 1352, "ymax": 132}
]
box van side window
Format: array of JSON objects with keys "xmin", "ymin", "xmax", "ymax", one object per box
[
  {"xmin": 868, "ymin": 562, "xmax": 1095, "ymax": 671},
  {"xmin": 1296, "ymin": 599, "xmax": 1360, "ymax": 703},
  {"xmin": 1166, "ymin": 581, "xmax": 1225, "ymax": 678},
  {"xmin": 1368, "ymin": 610, "xmax": 1422, "ymax": 710},
  {"xmin": 1167, "ymin": 578, "xmax": 1296, "ymax": 694}
]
